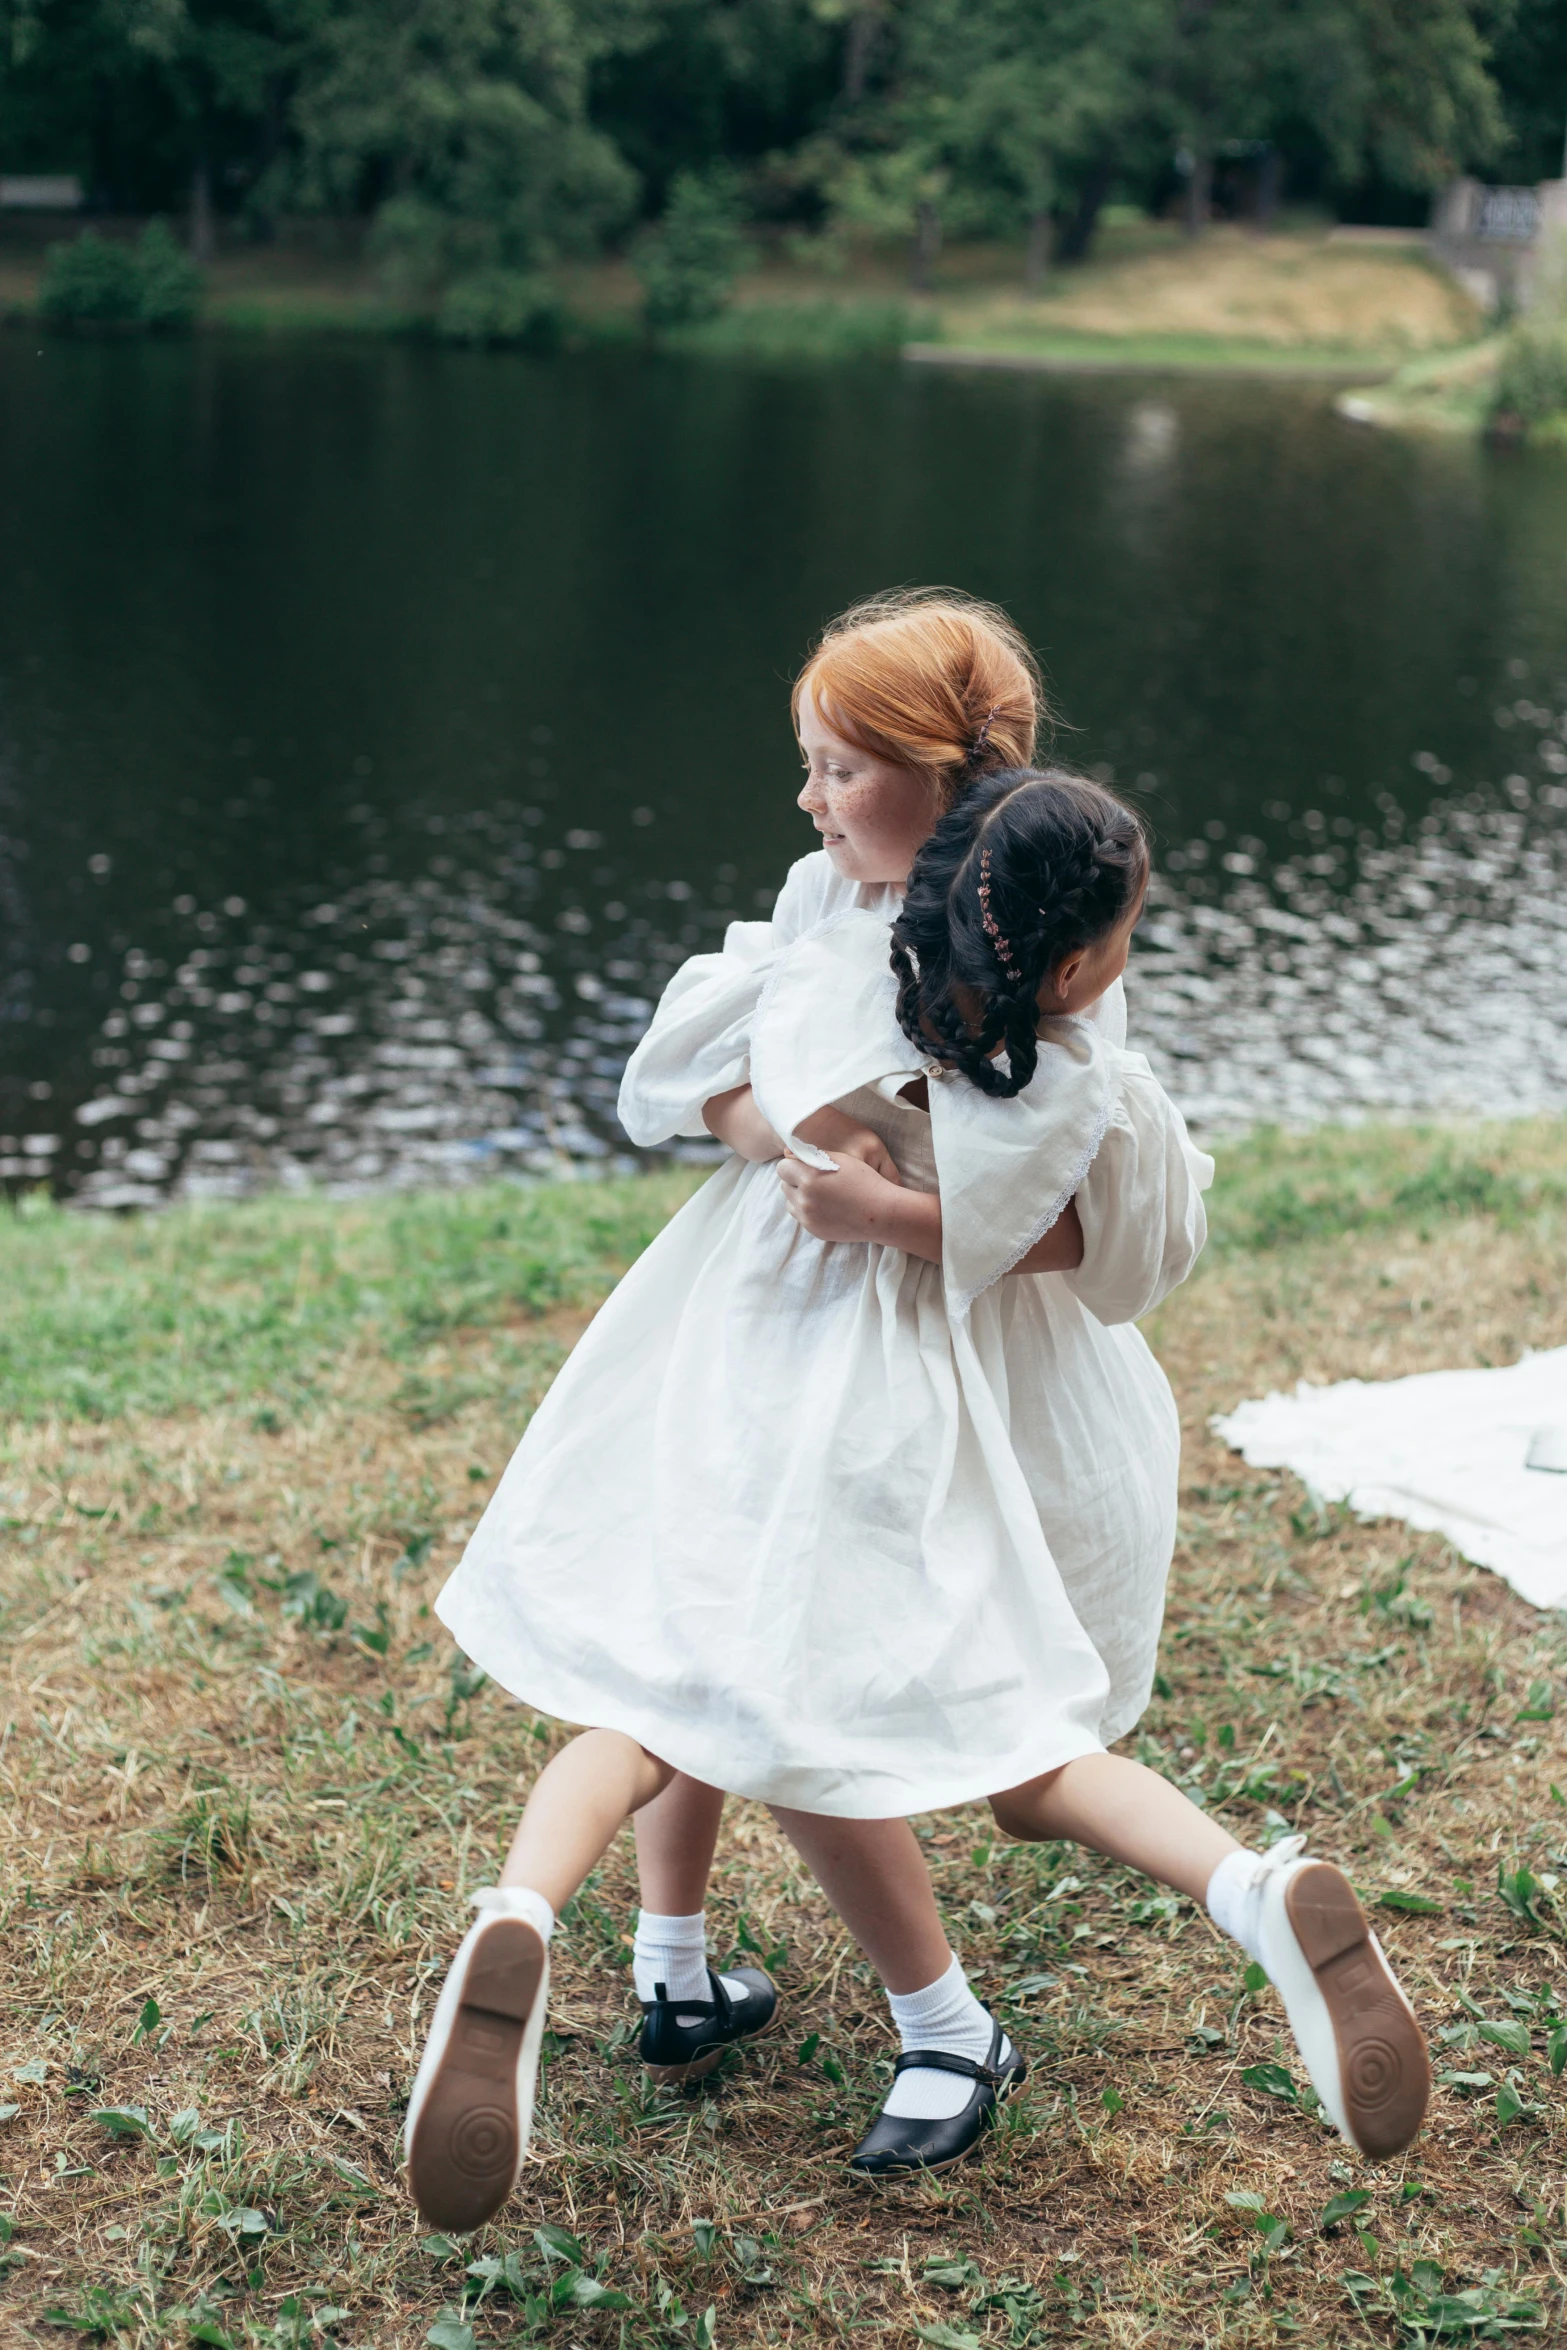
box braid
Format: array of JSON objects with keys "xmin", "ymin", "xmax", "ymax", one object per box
[{"xmin": 890, "ymin": 767, "xmax": 1147, "ymax": 1099}]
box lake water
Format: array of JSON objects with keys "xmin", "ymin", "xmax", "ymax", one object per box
[{"xmin": 2, "ymin": 334, "xmax": 1565, "ymax": 1206}]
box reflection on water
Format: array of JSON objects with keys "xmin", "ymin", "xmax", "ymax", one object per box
[
  {"xmin": 4, "ymin": 688, "xmax": 1561, "ymax": 1208},
  {"xmin": 1, "ymin": 340, "xmax": 1565, "ymax": 1204}
]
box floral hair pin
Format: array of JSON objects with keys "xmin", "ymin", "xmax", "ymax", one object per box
[
  {"xmin": 977, "ymin": 846, "xmax": 1024, "ymax": 984},
  {"xmin": 963, "ymin": 704, "xmax": 1000, "ymax": 774}
]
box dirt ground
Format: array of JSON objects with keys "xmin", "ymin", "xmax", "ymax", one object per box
[{"xmin": 3, "ymin": 1137, "xmax": 1566, "ymax": 2346}]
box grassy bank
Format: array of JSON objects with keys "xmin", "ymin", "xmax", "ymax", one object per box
[
  {"xmin": 3, "ymin": 218, "xmax": 1485, "ymax": 380},
  {"xmin": 4, "ymin": 1117, "xmax": 1567, "ymax": 2348},
  {"xmin": 1336, "ymin": 339, "xmax": 1508, "ymax": 434}
]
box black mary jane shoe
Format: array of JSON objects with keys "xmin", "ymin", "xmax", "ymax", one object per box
[
  {"xmin": 639, "ymin": 1965, "xmax": 779, "ymax": 2085},
  {"xmin": 847, "ymin": 2022, "xmax": 1027, "ymax": 2178}
]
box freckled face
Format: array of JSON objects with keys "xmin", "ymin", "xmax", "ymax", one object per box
[{"xmin": 796, "ymin": 700, "xmax": 939, "ymax": 888}]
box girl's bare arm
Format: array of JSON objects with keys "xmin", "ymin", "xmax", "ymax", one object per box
[
  {"xmin": 702, "ymin": 1089, "xmax": 898, "ymax": 1177},
  {"xmin": 702, "ymin": 1084, "xmax": 786, "ymax": 1161},
  {"xmin": 777, "ymin": 1154, "xmax": 1084, "ymax": 1273}
]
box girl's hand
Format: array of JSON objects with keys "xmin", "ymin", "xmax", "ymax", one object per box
[
  {"xmin": 792, "ymin": 1105, "xmax": 902, "ymax": 1184},
  {"xmin": 778, "ymin": 1152, "xmax": 942, "ymax": 1261}
]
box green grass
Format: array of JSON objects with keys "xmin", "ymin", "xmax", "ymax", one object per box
[
  {"xmin": 1204, "ymin": 1116, "xmax": 1567, "ymax": 1252},
  {"xmin": 1334, "ymin": 337, "xmax": 1507, "ymax": 435},
  {"xmin": 662, "ymin": 298, "xmax": 932, "ymax": 361},
  {"xmin": 906, "ymin": 330, "xmax": 1398, "ymax": 377},
  {"xmin": 0, "ymin": 1171, "xmax": 698, "ymax": 1422},
  {"xmin": 6, "ymin": 1120, "xmax": 1561, "ymax": 1424}
]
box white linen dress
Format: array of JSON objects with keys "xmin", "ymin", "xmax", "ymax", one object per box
[{"xmin": 437, "ymin": 853, "xmax": 1213, "ymax": 1819}]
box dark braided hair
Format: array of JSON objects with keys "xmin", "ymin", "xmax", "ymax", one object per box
[{"xmin": 889, "ymin": 768, "xmax": 1148, "ymax": 1099}]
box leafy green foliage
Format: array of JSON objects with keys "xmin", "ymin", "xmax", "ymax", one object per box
[
  {"xmin": 635, "ymin": 171, "xmax": 752, "ymax": 329},
  {"xmin": 0, "ymin": 0, "xmax": 1547, "ymax": 307},
  {"xmin": 38, "ymin": 221, "xmax": 203, "ymax": 330},
  {"xmin": 1341, "ymin": 2258, "xmax": 1544, "ymax": 2340},
  {"xmin": 38, "ymin": 231, "xmax": 144, "ymax": 324},
  {"xmin": 1492, "ymin": 326, "xmax": 1567, "ymax": 433},
  {"xmin": 300, "ymin": 0, "xmax": 636, "ymax": 299},
  {"xmin": 666, "ymin": 296, "xmax": 923, "ymax": 359},
  {"xmin": 132, "ymin": 219, "xmax": 205, "ymax": 326},
  {"xmin": 436, "ymin": 269, "xmax": 566, "ymax": 349}
]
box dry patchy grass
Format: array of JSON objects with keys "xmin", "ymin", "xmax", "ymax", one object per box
[
  {"xmin": 936, "ymin": 228, "xmax": 1481, "ymax": 359},
  {"xmin": 3, "ymin": 1125, "xmax": 1567, "ymax": 2348}
]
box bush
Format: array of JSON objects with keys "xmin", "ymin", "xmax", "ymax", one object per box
[
  {"xmin": 634, "ymin": 172, "xmax": 751, "ymax": 332},
  {"xmin": 1491, "ymin": 324, "xmax": 1567, "ymax": 433},
  {"xmin": 668, "ymin": 297, "xmax": 923, "ymax": 360},
  {"xmin": 436, "ymin": 268, "xmax": 565, "ymax": 350},
  {"xmin": 132, "ymin": 219, "xmax": 203, "ymax": 328},
  {"xmin": 39, "ymin": 230, "xmax": 143, "ymax": 325},
  {"xmin": 39, "ymin": 222, "xmax": 203, "ymax": 331},
  {"xmin": 367, "ymin": 194, "xmax": 450, "ymax": 306}
]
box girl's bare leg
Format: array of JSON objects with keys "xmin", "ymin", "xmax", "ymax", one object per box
[
  {"xmin": 992, "ymin": 1752, "xmax": 1431, "ymax": 2161},
  {"xmin": 408, "ymin": 1730, "xmax": 674, "ymax": 2230},
  {"xmin": 768, "ymin": 1809, "xmax": 954, "ymax": 1994},
  {"xmin": 498, "ymin": 1728, "xmax": 674, "ymax": 1912},
  {"xmin": 990, "ymin": 1752, "xmax": 1238, "ymax": 1901},
  {"xmin": 634, "ymin": 1772, "xmax": 726, "ymax": 1914}
]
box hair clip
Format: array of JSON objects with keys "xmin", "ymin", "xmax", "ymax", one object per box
[
  {"xmin": 977, "ymin": 846, "xmax": 1024, "ymax": 984},
  {"xmin": 964, "ymin": 704, "xmax": 1000, "ymax": 771}
]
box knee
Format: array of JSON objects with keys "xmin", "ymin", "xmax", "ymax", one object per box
[{"xmin": 989, "ymin": 1767, "xmax": 1065, "ymax": 1844}]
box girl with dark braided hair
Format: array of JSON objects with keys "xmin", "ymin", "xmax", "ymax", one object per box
[
  {"xmin": 890, "ymin": 767, "xmax": 1152, "ymax": 1105},
  {"xmin": 409, "ymin": 595, "xmax": 1428, "ymax": 2229}
]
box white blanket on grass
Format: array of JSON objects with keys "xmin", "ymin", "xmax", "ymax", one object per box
[{"xmin": 1214, "ymin": 1348, "xmax": 1567, "ymax": 1610}]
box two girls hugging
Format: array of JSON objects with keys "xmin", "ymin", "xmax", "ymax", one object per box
[{"xmin": 402, "ymin": 590, "xmax": 1431, "ymax": 2228}]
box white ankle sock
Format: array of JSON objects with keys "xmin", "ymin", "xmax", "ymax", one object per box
[
  {"xmin": 881, "ymin": 1953, "xmax": 1007, "ymax": 2123},
  {"xmin": 1206, "ymin": 1847, "xmax": 1268, "ymax": 1965},
  {"xmin": 632, "ymin": 1909, "xmax": 769, "ymax": 2024},
  {"xmin": 473, "ymin": 1884, "xmax": 555, "ymax": 1941},
  {"xmin": 633, "ymin": 1909, "xmax": 712, "ymax": 2004}
]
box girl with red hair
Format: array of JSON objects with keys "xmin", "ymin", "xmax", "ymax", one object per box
[{"xmin": 405, "ymin": 592, "xmax": 1427, "ymax": 2228}]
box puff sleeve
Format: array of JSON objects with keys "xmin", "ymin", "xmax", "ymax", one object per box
[
  {"xmin": 1062, "ymin": 1054, "xmax": 1213, "ymax": 1325},
  {"xmin": 616, "ymin": 852, "xmax": 862, "ymax": 1146}
]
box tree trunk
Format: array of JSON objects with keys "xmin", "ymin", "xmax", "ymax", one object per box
[
  {"xmin": 1184, "ymin": 149, "xmax": 1212, "ymax": 238},
  {"xmin": 190, "ymin": 155, "xmax": 216, "ymax": 263},
  {"xmin": 842, "ymin": 5, "xmax": 881, "ymax": 105},
  {"xmin": 912, "ymin": 199, "xmax": 941, "ymax": 290},
  {"xmin": 1055, "ymin": 161, "xmax": 1111, "ymax": 264},
  {"xmin": 1025, "ymin": 208, "xmax": 1052, "ymax": 286},
  {"xmin": 1253, "ymin": 145, "xmax": 1281, "ymax": 234}
]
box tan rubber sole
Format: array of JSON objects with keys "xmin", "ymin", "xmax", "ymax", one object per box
[
  {"xmin": 407, "ymin": 1918, "xmax": 545, "ymax": 2233},
  {"xmin": 644, "ymin": 1996, "xmax": 782, "ymax": 2087},
  {"xmin": 1284, "ymin": 1862, "xmax": 1431, "ymax": 2159}
]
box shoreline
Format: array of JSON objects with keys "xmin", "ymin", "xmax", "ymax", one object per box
[
  {"xmin": 1, "ymin": 217, "xmax": 1488, "ymax": 393},
  {"xmin": 903, "ymin": 339, "xmax": 1396, "ymax": 381}
]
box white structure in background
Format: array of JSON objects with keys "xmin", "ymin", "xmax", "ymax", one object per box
[
  {"xmin": 1430, "ymin": 176, "xmax": 1567, "ymax": 312},
  {"xmin": 0, "ymin": 175, "xmax": 84, "ymax": 209}
]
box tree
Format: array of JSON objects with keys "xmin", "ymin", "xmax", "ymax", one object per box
[
  {"xmin": 0, "ymin": 0, "xmax": 293, "ymax": 233},
  {"xmin": 1270, "ymin": 0, "xmax": 1508, "ymax": 200},
  {"xmin": 897, "ymin": 0, "xmax": 1167, "ymax": 275},
  {"xmin": 1486, "ymin": 0, "xmax": 1567, "ymax": 185},
  {"xmin": 284, "ymin": 0, "xmax": 645, "ymax": 291}
]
